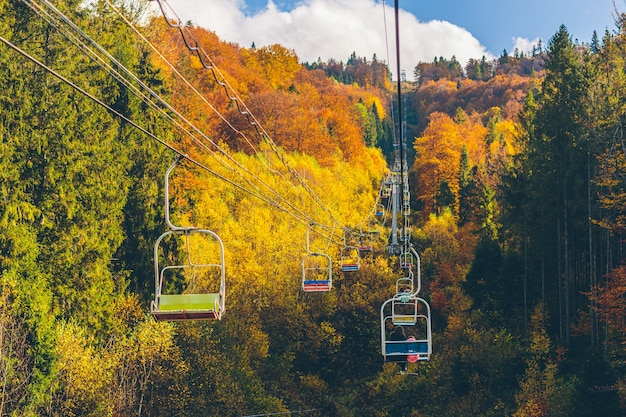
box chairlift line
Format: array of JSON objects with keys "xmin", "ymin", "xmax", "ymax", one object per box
[
  {"xmin": 105, "ymin": 0, "xmax": 275, "ymax": 163},
  {"xmin": 122, "ymin": 0, "xmax": 394, "ymax": 286},
  {"xmin": 103, "ymin": 0, "xmax": 329, "ymax": 229},
  {"xmin": 20, "ymin": 0, "xmax": 308, "ymax": 224},
  {"xmin": 9, "ymin": 0, "xmax": 435, "ymax": 367},
  {"xmin": 19, "ymin": 0, "xmax": 421, "ymax": 263},
  {"xmin": 375, "ymin": 0, "xmax": 433, "ymax": 367},
  {"xmin": 0, "ymin": 25, "xmax": 314, "ymax": 228}
]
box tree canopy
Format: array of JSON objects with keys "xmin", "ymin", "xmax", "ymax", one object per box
[{"xmin": 1, "ymin": 1, "xmax": 625, "ymax": 416}]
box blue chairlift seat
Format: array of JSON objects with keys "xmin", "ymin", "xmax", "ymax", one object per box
[
  {"xmin": 303, "ymin": 280, "xmax": 331, "ymax": 292},
  {"xmin": 384, "ymin": 339, "xmax": 430, "ymax": 362},
  {"xmin": 375, "ymin": 203, "xmax": 385, "ymax": 217},
  {"xmin": 341, "ymin": 264, "xmax": 359, "ymax": 272}
]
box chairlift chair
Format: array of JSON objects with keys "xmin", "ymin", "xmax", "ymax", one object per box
[
  {"xmin": 151, "ymin": 156, "xmax": 226, "ymax": 321},
  {"xmin": 340, "ymin": 245, "xmax": 360, "ymax": 272},
  {"xmin": 302, "ymin": 252, "xmax": 332, "ymax": 292},
  {"xmin": 399, "ymin": 251, "xmax": 413, "ymax": 270},
  {"xmin": 152, "ymin": 228, "xmax": 226, "ymax": 321},
  {"xmin": 396, "ymin": 270, "xmax": 414, "ymax": 295},
  {"xmin": 358, "ymin": 232, "xmax": 374, "ymax": 253},
  {"xmin": 375, "ymin": 203, "xmax": 385, "ymax": 218},
  {"xmin": 381, "ymin": 179, "xmax": 392, "ymax": 199},
  {"xmin": 380, "ymin": 295, "xmax": 432, "ymax": 362}
]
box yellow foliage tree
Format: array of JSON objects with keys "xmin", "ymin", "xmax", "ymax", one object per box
[{"xmin": 413, "ymin": 111, "xmax": 488, "ymax": 216}]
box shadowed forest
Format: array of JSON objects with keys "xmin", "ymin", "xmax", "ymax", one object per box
[{"xmin": 1, "ymin": 0, "xmax": 625, "ymax": 416}]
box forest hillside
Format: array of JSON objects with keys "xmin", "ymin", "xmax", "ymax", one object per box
[{"xmin": 0, "ymin": 1, "xmax": 625, "ymax": 416}]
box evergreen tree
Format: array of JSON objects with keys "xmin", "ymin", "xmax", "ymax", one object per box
[
  {"xmin": 520, "ymin": 25, "xmax": 591, "ymax": 345},
  {"xmin": 590, "ymin": 30, "xmax": 601, "ymax": 54},
  {"xmin": 434, "ymin": 180, "xmax": 455, "ymax": 213},
  {"xmin": 457, "ymin": 145, "xmax": 478, "ymax": 226}
]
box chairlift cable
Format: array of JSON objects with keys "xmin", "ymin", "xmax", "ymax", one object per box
[
  {"xmin": 151, "ymin": 0, "xmax": 347, "ymax": 231},
  {"xmin": 0, "ymin": 33, "xmax": 319, "ymax": 227},
  {"xmin": 381, "ymin": 0, "xmax": 398, "ymax": 149},
  {"xmin": 13, "ymin": 0, "xmax": 371, "ymax": 266},
  {"xmin": 106, "ymin": 0, "xmax": 327, "ymax": 229},
  {"xmin": 104, "ymin": 0, "xmax": 272, "ymax": 164},
  {"xmin": 25, "ymin": 0, "xmax": 322, "ymax": 229}
]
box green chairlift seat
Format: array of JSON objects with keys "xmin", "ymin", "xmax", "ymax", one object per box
[{"xmin": 152, "ymin": 293, "xmax": 222, "ymax": 321}]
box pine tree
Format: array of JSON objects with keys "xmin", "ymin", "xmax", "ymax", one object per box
[
  {"xmin": 458, "ymin": 145, "xmax": 478, "ymax": 225},
  {"xmin": 521, "ymin": 25, "xmax": 591, "ymax": 345}
]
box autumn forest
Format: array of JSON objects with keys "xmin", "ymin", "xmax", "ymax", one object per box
[{"xmin": 1, "ymin": 0, "xmax": 625, "ymax": 416}]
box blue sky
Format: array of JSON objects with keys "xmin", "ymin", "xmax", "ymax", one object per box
[
  {"xmin": 164, "ymin": 0, "xmax": 620, "ymax": 79},
  {"xmin": 241, "ymin": 0, "xmax": 618, "ymax": 53},
  {"xmin": 399, "ymin": 0, "xmax": 618, "ymax": 53}
]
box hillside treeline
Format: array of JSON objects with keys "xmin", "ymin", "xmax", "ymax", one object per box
[{"xmin": 0, "ymin": 1, "xmax": 625, "ymax": 417}]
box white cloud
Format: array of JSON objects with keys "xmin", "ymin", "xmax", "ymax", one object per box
[
  {"xmin": 512, "ymin": 36, "xmax": 543, "ymax": 56},
  {"xmin": 162, "ymin": 0, "xmax": 494, "ymax": 80}
]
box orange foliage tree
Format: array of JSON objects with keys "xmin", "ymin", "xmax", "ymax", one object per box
[
  {"xmin": 413, "ymin": 111, "xmax": 487, "ymax": 217},
  {"xmin": 589, "ymin": 265, "xmax": 626, "ymax": 339},
  {"xmin": 416, "ymin": 209, "xmax": 476, "ymax": 324},
  {"xmin": 147, "ymin": 22, "xmax": 384, "ymax": 167}
]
